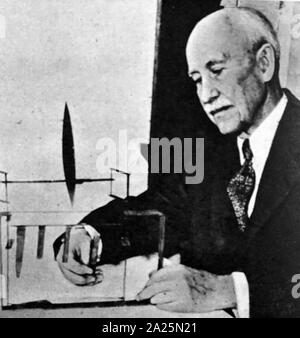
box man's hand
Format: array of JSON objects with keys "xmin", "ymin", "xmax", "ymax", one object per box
[
  {"xmin": 136, "ymin": 264, "xmax": 236, "ymax": 313},
  {"xmin": 56, "ymin": 227, "xmax": 103, "ymax": 286}
]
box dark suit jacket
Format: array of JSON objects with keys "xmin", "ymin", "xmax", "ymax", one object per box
[
  {"xmin": 54, "ymin": 89, "xmax": 300, "ymax": 317},
  {"xmin": 239, "ymin": 89, "xmax": 300, "ymax": 317}
]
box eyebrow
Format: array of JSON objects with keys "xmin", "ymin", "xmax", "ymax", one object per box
[
  {"xmin": 206, "ymin": 59, "xmax": 227, "ymax": 68},
  {"xmin": 188, "ymin": 53, "xmax": 230, "ymax": 77},
  {"xmin": 188, "ymin": 61, "xmax": 224, "ymax": 78},
  {"xmin": 206, "ymin": 52, "xmax": 230, "ymax": 67},
  {"xmin": 188, "ymin": 70, "xmax": 200, "ymax": 78}
]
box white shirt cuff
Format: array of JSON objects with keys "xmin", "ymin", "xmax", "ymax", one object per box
[
  {"xmin": 81, "ymin": 224, "xmax": 103, "ymax": 257},
  {"xmin": 231, "ymin": 272, "xmax": 249, "ymax": 318},
  {"xmin": 0, "ymin": 274, "xmax": 6, "ymax": 302}
]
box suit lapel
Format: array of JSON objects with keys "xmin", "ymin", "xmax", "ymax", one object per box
[{"xmin": 250, "ymin": 91, "xmax": 300, "ymax": 230}]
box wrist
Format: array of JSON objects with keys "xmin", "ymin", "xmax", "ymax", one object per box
[
  {"xmin": 79, "ymin": 223, "xmax": 100, "ymax": 239},
  {"xmin": 186, "ymin": 267, "xmax": 237, "ymax": 313},
  {"xmin": 217, "ymin": 274, "xmax": 237, "ymax": 310}
]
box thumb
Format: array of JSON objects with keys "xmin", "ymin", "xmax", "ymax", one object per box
[
  {"xmin": 89, "ymin": 236, "xmax": 102, "ymax": 266},
  {"xmin": 80, "ymin": 236, "xmax": 92, "ymax": 265},
  {"xmin": 148, "ymin": 255, "xmax": 176, "ymax": 278},
  {"xmin": 166, "ymin": 254, "xmax": 181, "ymax": 265}
]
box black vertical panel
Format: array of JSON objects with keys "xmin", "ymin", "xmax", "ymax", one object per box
[
  {"xmin": 148, "ymin": 0, "xmax": 223, "ymax": 189},
  {"xmin": 62, "ymin": 103, "xmax": 76, "ymax": 205}
]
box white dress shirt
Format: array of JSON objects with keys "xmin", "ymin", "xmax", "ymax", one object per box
[
  {"xmin": 232, "ymin": 93, "xmax": 288, "ymax": 318},
  {"xmin": 237, "ymin": 94, "xmax": 288, "ymax": 216}
]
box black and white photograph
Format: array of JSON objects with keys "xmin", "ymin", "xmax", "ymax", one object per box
[{"xmin": 1, "ymin": 0, "xmax": 300, "ymax": 320}]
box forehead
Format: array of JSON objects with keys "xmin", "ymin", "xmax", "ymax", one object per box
[{"xmin": 186, "ymin": 21, "xmax": 247, "ymax": 73}]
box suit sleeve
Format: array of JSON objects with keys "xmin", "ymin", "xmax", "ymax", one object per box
[{"xmin": 54, "ymin": 173, "xmax": 191, "ymax": 265}]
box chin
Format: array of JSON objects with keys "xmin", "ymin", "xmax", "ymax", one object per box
[{"xmin": 216, "ymin": 122, "xmax": 241, "ymax": 135}]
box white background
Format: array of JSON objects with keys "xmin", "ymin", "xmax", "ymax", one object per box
[{"xmin": 0, "ymin": 0, "xmax": 156, "ymax": 225}]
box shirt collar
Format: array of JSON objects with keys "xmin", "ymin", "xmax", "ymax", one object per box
[{"xmin": 237, "ymin": 94, "xmax": 288, "ymax": 163}]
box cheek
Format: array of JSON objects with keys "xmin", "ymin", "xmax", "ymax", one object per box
[
  {"xmin": 234, "ymin": 87, "xmax": 251, "ymax": 116},
  {"xmin": 240, "ymin": 76, "xmax": 265, "ymax": 117},
  {"xmin": 217, "ymin": 73, "xmax": 245, "ymax": 104},
  {"xmin": 221, "ymin": 63, "xmax": 260, "ymax": 106},
  {"xmin": 223, "ymin": 74, "xmax": 263, "ymax": 121},
  {"xmin": 218, "ymin": 79, "xmax": 248, "ymax": 115}
]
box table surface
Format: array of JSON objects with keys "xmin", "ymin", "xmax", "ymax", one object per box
[
  {"xmin": 0, "ymin": 245, "xmax": 233, "ymax": 318},
  {"xmin": 0, "ymin": 304, "xmax": 231, "ymax": 318}
]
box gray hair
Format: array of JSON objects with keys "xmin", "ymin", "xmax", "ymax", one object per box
[{"xmin": 228, "ymin": 7, "xmax": 280, "ymax": 61}]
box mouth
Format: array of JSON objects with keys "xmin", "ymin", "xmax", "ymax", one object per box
[{"xmin": 210, "ymin": 105, "xmax": 234, "ymax": 116}]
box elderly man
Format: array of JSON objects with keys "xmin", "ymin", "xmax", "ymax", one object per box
[{"xmin": 55, "ymin": 7, "xmax": 300, "ymax": 317}]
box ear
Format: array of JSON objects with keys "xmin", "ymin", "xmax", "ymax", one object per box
[{"xmin": 255, "ymin": 43, "xmax": 276, "ymax": 82}]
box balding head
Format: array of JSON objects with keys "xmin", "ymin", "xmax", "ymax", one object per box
[
  {"xmin": 185, "ymin": 7, "xmax": 282, "ymax": 136},
  {"xmin": 187, "ymin": 7, "xmax": 280, "ymax": 72}
]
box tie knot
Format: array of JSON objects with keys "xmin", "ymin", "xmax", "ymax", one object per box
[{"xmin": 242, "ymin": 139, "xmax": 253, "ymax": 162}]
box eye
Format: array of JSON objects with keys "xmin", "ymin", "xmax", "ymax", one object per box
[
  {"xmin": 191, "ymin": 76, "xmax": 202, "ymax": 85},
  {"xmin": 211, "ymin": 68, "xmax": 224, "ymax": 76}
]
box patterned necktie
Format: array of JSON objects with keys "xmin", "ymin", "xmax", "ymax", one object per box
[{"xmin": 227, "ymin": 139, "xmax": 256, "ymax": 232}]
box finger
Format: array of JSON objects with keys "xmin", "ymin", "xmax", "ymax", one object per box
[
  {"xmin": 57, "ymin": 247, "xmax": 94, "ymax": 275},
  {"xmin": 95, "ymin": 268, "xmax": 103, "ymax": 277},
  {"xmin": 84, "ymin": 272, "xmax": 103, "ymax": 286},
  {"xmin": 58, "ymin": 262, "xmax": 97, "ymax": 286},
  {"xmin": 148, "ymin": 269, "xmax": 156, "ymax": 279},
  {"xmin": 63, "ymin": 257, "xmax": 94, "ymax": 275},
  {"xmin": 95, "ymin": 272, "xmax": 104, "ymax": 284},
  {"xmin": 167, "ymin": 254, "xmax": 181, "ymax": 265},
  {"xmin": 146, "ymin": 266, "xmax": 176, "ymax": 285},
  {"xmin": 95, "ymin": 268, "xmax": 103, "ymax": 276},
  {"xmin": 150, "ymin": 291, "xmax": 175, "ymax": 305},
  {"xmin": 89, "ymin": 236, "xmax": 102, "ymax": 266},
  {"xmin": 95, "ymin": 266, "xmax": 103, "ymax": 273},
  {"xmin": 162, "ymin": 257, "xmax": 174, "ymax": 267},
  {"xmin": 85, "ymin": 276, "xmax": 103, "ymax": 286},
  {"xmin": 59, "ymin": 263, "xmax": 101, "ymax": 286},
  {"xmin": 136, "ymin": 281, "xmax": 173, "ymax": 301},
  {"xmin": 156, "ymin": 302, "xmax": 181, "ymax": 312},
  {"xmin": 148, "ymin": 258, "xmax": 176, "ymax": 279},
  {"xmin": 79, "ymin": 235, "xmax": 92, "ymax": 265},
  {"xmin": 147, "ymin": 270, "xmax": 167, "ymax": 284}
]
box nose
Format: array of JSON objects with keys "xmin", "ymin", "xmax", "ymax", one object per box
[{"xmin": 197, "ymin": 77, "xmax": 220, "ymax": 105}]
